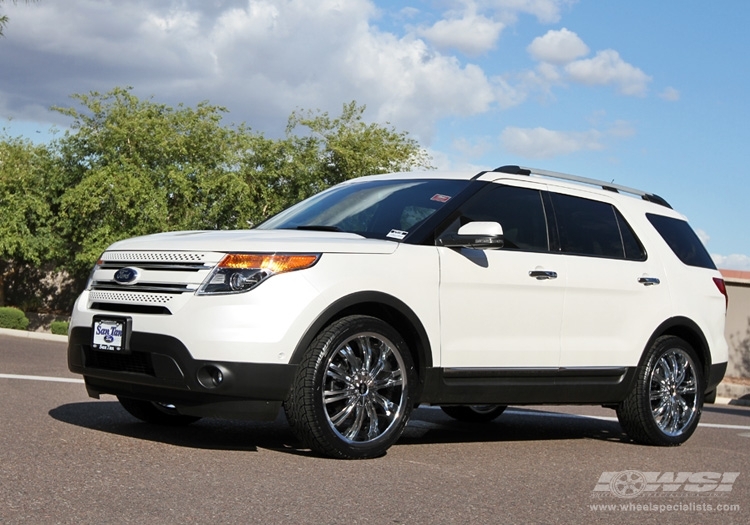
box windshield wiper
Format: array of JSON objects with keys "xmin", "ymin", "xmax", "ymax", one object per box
[{"xmin": 294, "ymin": 225, "xmax": 344, "ymax": 232}]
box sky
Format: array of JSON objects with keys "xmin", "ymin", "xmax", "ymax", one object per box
[{"xmin": 1, "ymin": 0, "xmax": 748, "ymax": 270}]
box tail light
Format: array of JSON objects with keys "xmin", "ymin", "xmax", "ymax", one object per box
[{"xmin": 713, "ymin": 277, "xmax": 728, "ymax": 311}]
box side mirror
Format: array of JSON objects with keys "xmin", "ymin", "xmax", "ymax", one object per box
[{"xmin": 436, "ymin": 221, "xmax": 505, "ymax": 249}]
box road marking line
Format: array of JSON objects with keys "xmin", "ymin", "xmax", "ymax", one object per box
[
  {"xmin": 423, "ymin": 406, "xmax": 750, "ymax": 431},
  {"xmin": 525, "ymin": 412, "xmax": 750, "ymax": 431},
  {"xmin": 0, "ymin": 373, "xmax": 84, "ymax": 384}
]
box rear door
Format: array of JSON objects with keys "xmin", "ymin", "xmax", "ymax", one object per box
[{"xmin": 548, "ymin": 188, "xmax": 672, "ymax": 368}]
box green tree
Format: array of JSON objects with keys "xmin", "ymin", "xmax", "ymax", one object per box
[
  {"xmin": 289, "ymin": 101, "xmax": 432, "ymax": 186},
  {"xmin": 52, "ymin": 87, "xmax": 253, "ymax": 275},
  {"xmin": 49, "ymin": 88, "xmax": 432, "ymax": 279},
  {"xmin": 240, "ymin": 102, "xmax": 433, "ymax": 225},
  {"xmin": 0, "ymin": 135, "xmax": 57, "ymax": 305}
]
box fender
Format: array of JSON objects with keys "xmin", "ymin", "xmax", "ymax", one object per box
[
  {"xmin": 641, "ymin": 316, "xmax": 712, "ymax": 380},
  {"xmin": 288, "ymin": 290, "xmax": 433, "ymax": 374}
]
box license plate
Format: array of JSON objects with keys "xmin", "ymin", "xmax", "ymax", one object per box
[{"xmin": 92, "ymin": 316, "xmax": 131, "ymax": 352}]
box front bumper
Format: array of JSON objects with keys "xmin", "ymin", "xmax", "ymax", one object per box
[{"xmin": 67, "ymin": 327, "xmax": 297, "ymax": 421}]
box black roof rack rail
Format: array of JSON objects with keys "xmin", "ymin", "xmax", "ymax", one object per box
[{"xmin": 492, "ymin": 165, "xmax": 671, "ymax": 209}]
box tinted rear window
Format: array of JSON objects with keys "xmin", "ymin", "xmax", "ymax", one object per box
[{"xmin": 646, "ymin": 214, "xmax": 716, "ymax": 269}]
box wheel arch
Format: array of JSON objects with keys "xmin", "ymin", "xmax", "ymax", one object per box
[
  {"xmin": 289, "ymin": 291, "xmax": 433, "ymax": 390},
  {"xmin": 643, "ymin": 316, "xmax": 712, "ymax": 385}
]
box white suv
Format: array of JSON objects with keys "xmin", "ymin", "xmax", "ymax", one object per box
[{"xmin": 68, "ymin": 165, "xmax": 728, "ymax": 458}]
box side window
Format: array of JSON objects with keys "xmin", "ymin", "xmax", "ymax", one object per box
[
  {"xmin": 646, "ymin": 213, "xmax": 716, "ymax": 269},
  {"xmin": 441, "ymin": 184, "xmax": 549, "ymax": 251},
  {"xmin": 551, "ymin": 193, "xmax": 644, "ymax": 260},
  {"xmin": 616, "ymin": 209, "xmax": 647, "ymax": 261}
]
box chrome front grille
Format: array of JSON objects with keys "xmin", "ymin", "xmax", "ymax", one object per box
[
  {"xmin": 101, "ymin": 251, "xmax": 209, "ymax": 263},
  {"xmin": 88, "ymin": 251, "xmax": 224, "ymax": 314},
  {"xmin": 89, "ymin": 291, "xmax": 175, "ymax": 305}
]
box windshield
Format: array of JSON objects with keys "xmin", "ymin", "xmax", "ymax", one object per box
[{"xmin": 257, "ymin": 178, "xmax": 470, "ymax": 240}]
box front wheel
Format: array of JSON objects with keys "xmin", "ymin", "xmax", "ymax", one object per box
[
  {"xmin": 616, "ymin": 336, "xmax": 703, "ymax": 446},
  {"xmin": 284, "ymin": 315, "xmax": 415, "ymax": 459},
  {"xmin": 117, "ymin": 396, "xmax": 201, "ymax": 426},
  {"xmin": 441, "ymin": 405, "xmax": 506, "ymax": 422}
]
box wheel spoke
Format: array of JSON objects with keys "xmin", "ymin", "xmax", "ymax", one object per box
[
  {"xmin": 372, "ymin": 368, "xmax": 403, "ymax": 390},
  {"xmin": 676, "ymin": 381, "xmax": 697, "ymax": 395},
  {"xmin": 370, "ymin": 391, "xmax": 396, "ymax": 417},
  {"xmin": 323, "ymin": 386, "xmax": 354, "ymax": 405},
  {"xmin": 343, "ymin": 402, "xmax": 367, "ymax": 440},
  {"xmin": 329, "ymin": 396, "xmax": 358, "ymax": 426},
  {"xmin": 369, "ymin": 346, "xmax": 390, "ymax": 378},
  {"xmin": 326, "ymin": 362, "xmax": 351, "ymax": 384},
  {"xmin": 358, "ymin": 336, "xmax": 375, "ymax": 373},
  {"xmin": 339, "ymin": 343, "xmax": 362, "ymax": 373},
  {"xmin": 672, "ymin": 354, "xmax": 687, "ymax": 385},
  {"xmin": 364, "ymin": 399, "xmax": 380, "ymax": 440},
  {"xmin": 651, "ymin": 398, "xmax": 669, "ymax": 423}
]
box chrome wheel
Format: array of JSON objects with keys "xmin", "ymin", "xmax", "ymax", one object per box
[
  {"xmin": 284, "ymin": 315, "xmax": 415, "ymax": 459},
  {"xmin": 323, "ymin": 332, "xmax": 408, "ymax": 444},
  {"xmin": 616, "ymin": 336, "xmax": 704, "ymax": 446},
  {"xmin": 648, "ymin": 348, "xmax": 699, "ymax": 436}
]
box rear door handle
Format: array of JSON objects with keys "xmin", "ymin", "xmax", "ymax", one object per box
[
  {"xmin": 529, "ymin": 270, "xmax": 558, "ymax": 280},
  {"xmin": 638, "ymin": 276, "xmax": 661, "ymax": 286}
]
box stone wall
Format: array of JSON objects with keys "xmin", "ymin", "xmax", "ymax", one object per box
[{"xmin": 722, "ymin": 271, "xmax": 750, "ymax": 380}]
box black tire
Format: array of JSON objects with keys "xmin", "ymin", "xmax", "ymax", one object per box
[
  {"xmin": 441, "ymin": 405, "xmax": 506, "ymax": 422},
  {"xmin": 284, "ymin": 315, "xmax": 415, "ymax": 459},
  {"xmin": 117, "ymin": 396, "xmax": 201, "ymax": 426},
  {"xmin": 616, "ymin": 336, "xmax": 704, "ymax": 446},
  {"xmin": 704, "ymin": 389, "xmax": 717, "ymax": 404}
]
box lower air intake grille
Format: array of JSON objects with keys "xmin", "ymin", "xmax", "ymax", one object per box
[{"xmin": 84, "ymin": 348, "xmax": 155, "ymax": 376}]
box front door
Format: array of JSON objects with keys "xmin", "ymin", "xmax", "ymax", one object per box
[{"xmin": 438, "ymin": 181, "xmax": 564, "ymax": 369}]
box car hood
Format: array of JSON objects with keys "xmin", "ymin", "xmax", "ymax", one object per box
[{"xmin": 105, "ymin": 229, "xmax": 400, "ymax": 255}]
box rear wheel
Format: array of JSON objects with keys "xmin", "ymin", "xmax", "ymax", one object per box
[
  {"xmin": 441, "ymin": 405, "xmax": 506, "ymax": 422},
  {"xmin": 284, "ymin": 315, "xmax": 415, "ymax": 459},
  {"xmin": 617, "ymin": 336, "xmax": 703, "ymax": 446},
  {"xmin": 117, "ymin": 396, "xmax": 201, "ymax": 426}
]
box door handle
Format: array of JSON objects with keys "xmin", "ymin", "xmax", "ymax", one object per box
[
  {"xmin": 529, "ymin": 270, "xmax": 558, "ymax": 280},
  {"xmin": 638, "ymin": 276, "xmax": 661, "ymax": 286}
]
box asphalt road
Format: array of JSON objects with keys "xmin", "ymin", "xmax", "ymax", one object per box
[{"xmin": 1, "ymin": 333, "xmax": 749, "ymax": 524}]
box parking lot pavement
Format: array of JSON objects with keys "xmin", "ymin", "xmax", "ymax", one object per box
[{"xmin": 1, "ymin": 333, "xmax": 748, "ymax": 524}]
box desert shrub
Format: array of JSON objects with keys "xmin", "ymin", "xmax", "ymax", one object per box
[
  {"xmin": 0, "ymin": 307, "xmax": 29, "ymax": 330},
  {"xmin": 50, "ymin": 320, "xmax": 69, "ymax": 335}
]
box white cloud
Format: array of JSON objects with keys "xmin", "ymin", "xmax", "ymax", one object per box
[
  {"xmin": 565, "ymin": 49, "xmax": 651, "ymax": 96},
  {"xmin": 415, "ymin": 12, "xmax": 505, "ymax": 56},
  {"xmin": 660, "ymin": 87, "xmax": 680, "ymax": 101},
  {"xmin": 607, "ymin": 120, "xmax": 636, "ymax": 138},
  {"xmin": 492, "ymin": 75, "xmax": 530, "ymax": 108},
  {"xmin": 492, "ymin": 0, "xmax": 575, "ymax": 24},
  {"xmin": 527, "ymin": 28, "xmax": 589, "ymax": 64},
  {"xmin": 498, "ymin": 115, "xmax": 636, "ymax": 159},
  {"xmin": 0, "ymin": 0, "xmax": 499, "ymax": 143},
  {"xmin": 696, "ymin": 228, "xmax": 710, "ymax": 245},
  {"xmin": 524, "ymin": 29, "xmax": 650, "ymax": 98},
  {"xmin": 0, "ymin": 0, "xmax": 646, "ymax": 153},
  {"xmin": 500, "ymin": 126, "xmax": 603, "ymax": 158},
  {"xmin": 712, "ymin": 254, "xmax": 750, "ymax": 271}
]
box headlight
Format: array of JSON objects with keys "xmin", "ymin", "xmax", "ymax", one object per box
[
  {"xmin": 84, "ymin": 257, "xmax": 104, "ymax": 291},
  {"xmin": 197, "ymin": 253, "xmax": 320, "ymax": 295}
]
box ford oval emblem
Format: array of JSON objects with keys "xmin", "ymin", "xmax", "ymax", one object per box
[{"xmin": 114, "ymin": 267, "xmax": 141, "ymax": 285}]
